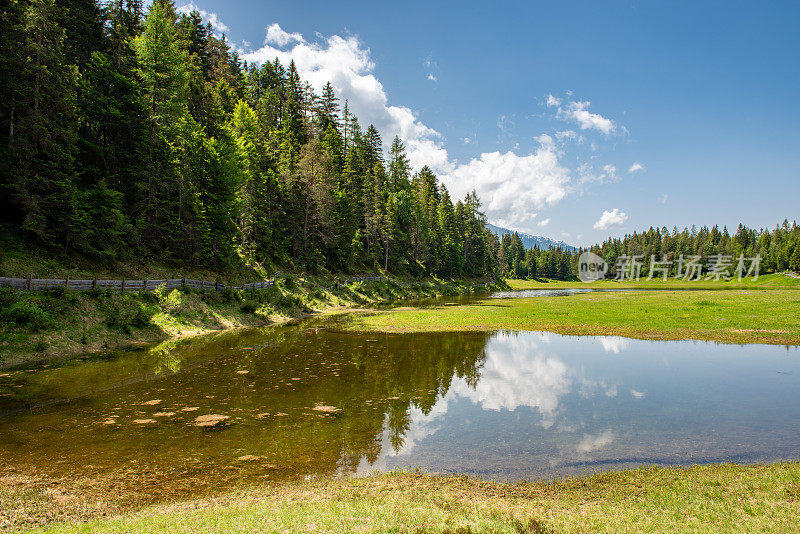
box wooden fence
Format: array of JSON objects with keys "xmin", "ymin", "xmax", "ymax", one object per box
[
  {"xmin": 0, "ymin": 275, "xmax": 278, "ymax": 292},
  {"xmin": 0, "ymin": 274, "xmax": 496, "ymax": 293}
]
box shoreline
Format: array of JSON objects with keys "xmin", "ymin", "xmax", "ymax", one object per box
[
  {"xmin": 0, "ymin": 276, "xmax": 502, "ymax": 368},
  {"xmin": 7, "ymin": 462, "xmax": 799, "ymax": 533},
  {"xmin": 343, "ymin": 281, "xmax": 800, "ymax": 346}
]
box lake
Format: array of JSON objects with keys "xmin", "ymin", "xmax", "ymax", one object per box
[{"xmin": 1, "ymin": 312, "xmax": 798, "ymax": 506}]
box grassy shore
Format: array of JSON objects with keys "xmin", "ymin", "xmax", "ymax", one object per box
[
  {"xmin": 22, "ymin": 462, "xmax": 800, "ymax": 533},
  {"xmin": 345, "ymin": 276, "xmax": 800, "ymax": 345},
  {"xmin": 0, "ymin": 276, "xmax": 499, "ymax": 367},
  {"xmin": 506, "ymin": 273, "xmax": 800, "ymax": 291}
]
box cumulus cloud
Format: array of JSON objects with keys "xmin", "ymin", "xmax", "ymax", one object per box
[
  {"xmin": 630, "ymin": 389, "xmax": 646, "ymax": 399},
  {"xmin": 264, "ymin": 22, "xmax": 304, "ymax": 46},
  {"xmin": 538, "ymin": 218, "xmax": 551, "ymax": 228},
  {"xmin": 546, "ymin": 93, "xmax": 561, "ymax": 107},
  {"xmin": 628, "ymin": 161, "xmax": 645, "ymax": 174},
  {"xmin": 176, "ymin": 3, "xmax": 229, "ymax": 34},
  {"xmin": 593, "ymin": 208, "xmax": 629, "ymax": 230},
  {"xmin": 442, "ymin": 139, "xmax": 571, "ymax": 229}
]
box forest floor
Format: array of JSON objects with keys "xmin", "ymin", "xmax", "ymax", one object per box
[
  {"xmin": 13, "ymin": 462, "xmax": 800, "ymax": 533},
  {"xmin": 344, "ymin": 274, "xmax": 800, "ymax": 345}
]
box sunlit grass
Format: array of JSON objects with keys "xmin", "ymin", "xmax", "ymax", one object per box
[
  {"xmin": 32, "ymin": 463, "xmax": 800, "ymax": 533},
  {"xmin": 506, "ymin": 272, "xmax": 800, "ymax": 290},
  {"xmin": 346, "ymin": 288, "xmax": 800, "ymax": 345}
]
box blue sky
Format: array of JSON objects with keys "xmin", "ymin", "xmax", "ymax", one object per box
[{"xmin": 175, "ymin": 0, "xmax": 799, "ymax": 246}]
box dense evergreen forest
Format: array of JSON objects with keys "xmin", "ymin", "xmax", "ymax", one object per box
[
  {"xmin": 498, "ymin": 221, "xmax": 800, "ymax": 280},
  {"xmin": 0, "ymin": 0, "xmax": 498, "ymax": 278},
  {"xmin": 1, "ymin": 0, "xmax": 796, "ymax": 282}
]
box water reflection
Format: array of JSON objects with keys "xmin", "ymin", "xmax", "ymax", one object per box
[{"xmin": 1, "ymin": 324, "xmax": 799, "ymax": 506}]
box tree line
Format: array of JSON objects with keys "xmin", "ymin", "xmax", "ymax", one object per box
[
  {"xmin": 587, "ymin": 221, "xmax": 800, "ymax": 277},
  {"xmin": 497, "ymin": 221, "xmax": 800, "ymax": 281},
  {"xmin": 0, "ymin": 0, "xmax": 498, "ymax": 278}
]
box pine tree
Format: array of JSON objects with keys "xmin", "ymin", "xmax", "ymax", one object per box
[{"xmin": 7, "ymin": 0, "xmax": 79, "ymax": 246}]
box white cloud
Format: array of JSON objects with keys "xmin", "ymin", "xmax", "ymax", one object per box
[
  {"xmin": 264, "ymin": 22, "xmax": 304, "ymax": 46},
  {"xmin": 593, "ymin": 208, "xmax": 629, "ymax": 230},
  {"xmin": 424, "ymin": 56, "xmax": 439, "ymax": 82},
  {"xmin": 661, "ymin": 194, "xmax": 668, "ymax": 205},
  {"xmin": 560, "ymin": 101, "xmax": 616, "ymax": 134},
  {"xmin": 630, "ymin": 389, "xmax": 646, "ymax": 399},
  {"xmin": 538, "ymin": 218, "xmax": 551, "ymax": 228},
  {"xmin": 548, "ymin": 94, "xmax": 617, "ymax": 135},
  {"xmin": 462, "ymin": 137, "xmax": 471, "ymax": 144},
  {"xmin": 578, "ymin": 163, "xmax": 618, "ymax": 185},
  {"xmin": 443, "ymin": 138, "xmax": 571, "ymax": 230},
  {"xmin": 628, "ymin": 162, "xmax": 645, "ymax": 174},
  {"xmin": 177, "ymin": 3, "xmax": 229, "ymax": 34}
]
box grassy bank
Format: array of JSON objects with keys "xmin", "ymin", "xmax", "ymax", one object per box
[
  {"xmin": 20, "ymin": 462, "xmax": 800, "ymax": 533},
  {"xmin": 346, "ymin": 285, "xmax": 800, "ymax": 345},
  {"xmin": 505, "ymin": 273, "xmax": 800, "ymax": 290},
  {"xmin": 0, "ymin": 276, "xmax": 499, "ymax": 367}
]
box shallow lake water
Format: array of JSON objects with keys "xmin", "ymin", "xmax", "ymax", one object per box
[{"xmin": 1, "ymin": 315, "xmax": 799, "ymax": 504}]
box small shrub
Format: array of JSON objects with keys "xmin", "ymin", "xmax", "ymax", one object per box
[
  {"xmin": 279, "ymin": 276, "xmax": 296, "ymax": 290},
  {"xmin": 3, "ymin": 301, "xmax": 51, "ymax": 331},
  {"xmin": 130, "ymin": 306, "xmax": 152, "ymax": 328},
  {"xmin": 45, "ymin": 286, "xmax": 67, "ymax": 299},
  {"xmin": 0, "ymin": 287, "xmax": 17, "ymax": 310},
  {"xmin": 34, "ymin": 339, "xmax": 48, "ymax": 352},
  {"xmin": 240, "ymin": 301, "xmax": 258, "ymax": 314},
  {"xmin": 200, "ymin": 290, "xmax": 223, "ymax": 304},
  {"xmin": 221, "ymin": 287, "xmax": 242, "ymax": 303},
  {"xmin": 155, "ymin": 285, "xmax": 184, "ymax": 314}
]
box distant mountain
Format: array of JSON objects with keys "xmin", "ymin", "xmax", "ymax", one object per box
[{"xmin": 486, "ymin": 223, "xmax": 578, "ymax": 252}]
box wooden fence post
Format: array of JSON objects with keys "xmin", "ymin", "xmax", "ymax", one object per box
[
  {"xmin": 65, "ymin": 275, "xmax": 69, "ymax": 290},
  {"xmin": 92, "ymin": 277, "xmax": 97, "ymax": 290},
  {"xmin": 27, "ymin": 273, "xmax": 32, "ymax": 292},
  {"xmin": 121, "ymin": 278, "xmax": 125, "ymax": 292},
  {"xmin": 182, "ymin": 277, "xmax": 186, "ymax": 288},
  {"xmin": 144, "ymin": 279, "xmax": 148, "ymax": 291}
]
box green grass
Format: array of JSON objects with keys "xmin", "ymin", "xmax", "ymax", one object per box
[
  {"xmin": 345, "ymin": 288, "xmax": 800, "ymax": 345},
  {"xmin": 506, "ymin": 272, "xmax": 800, "ymax": 290},
  {"xmin": 0, "ymin": 277, "xmax": 501, "ymax": 367},
  {"xmin": 28, "ymin": 463, "xmax": 800, "ymax": 533}
]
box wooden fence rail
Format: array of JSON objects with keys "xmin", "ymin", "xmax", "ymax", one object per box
[
  {"xmin": 0, "ymin": 275, "xmax": 278, "ymax": 293},
  {"xmin": 0, "ymin": 274, "xmax": 496, "ymax": 293}
]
